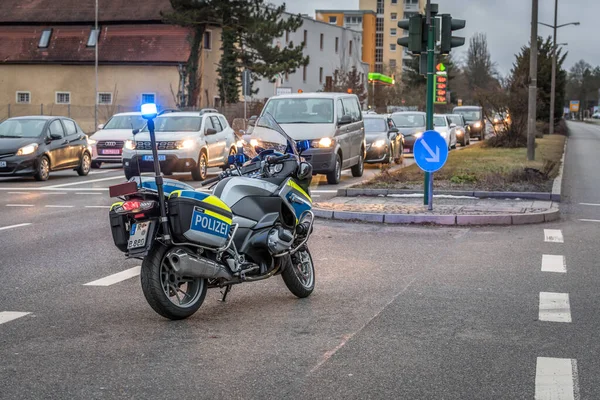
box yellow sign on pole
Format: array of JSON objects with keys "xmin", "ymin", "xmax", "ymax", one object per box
[
  {"xmin": 569, "ymin": 100, "xmax": 580, "ymax": 112},
  {"xmin": 457, "ymin": 99, "xmax": 463, "ymax": 106}
]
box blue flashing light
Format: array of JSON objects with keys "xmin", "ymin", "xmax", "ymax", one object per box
[{"xmin": 141, "ymin": 103, "xmax": 158, "ymax": 119}]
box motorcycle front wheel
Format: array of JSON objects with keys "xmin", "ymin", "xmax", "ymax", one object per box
[
  {"xmin": 141, "ymin": 243, "xmax": 207, "ymax": 320},
  {"xmin": 282, "ymin": 248, "xmax": 315, "ymax": 298}
]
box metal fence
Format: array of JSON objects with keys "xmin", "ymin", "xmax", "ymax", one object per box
[{"xmin": 0, "ymin": 101, "xmax": 266, "ymax": 134}]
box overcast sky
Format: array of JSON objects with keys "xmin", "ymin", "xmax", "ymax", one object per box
[{"xmin": 270, "ymin": 0, "xmax": 593, "ymax": 76}]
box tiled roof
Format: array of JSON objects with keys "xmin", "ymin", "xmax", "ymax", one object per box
[
  {"xmin": 0, "ymin": 25, "xmax": 192, "ymax": 64},
  {"xmin": 0, "ymin": 0, "xmax": 172, "ymax": 24}
]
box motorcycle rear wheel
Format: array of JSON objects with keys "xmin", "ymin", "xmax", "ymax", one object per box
[
  {"xmin": 141, "ymin": 243, "xmax": 207, "ymax": 320},
  {"xmin": 281, "ymin": 248, "xmax": 315, "ymax": 298}
]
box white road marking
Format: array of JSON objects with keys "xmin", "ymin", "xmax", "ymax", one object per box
[
  {"xmin": 39, "ymin": 192, "xmax": 67, "ymax": 195},
  {"xmin": 311, "ymin": 190, "xmax": 339, "ymax": 193},
  {"xmin": 0, "ymin": 311, "xmax": 31, "ymax": 325},
  {"xmin": 579, "ymin": 203, "xmax": 600, "ymax": 206},
  {"xmin": 6, "ymin": 204, "xmax": 34, "ymax": 207},
  {"xmin": 7, "ymin": 191, "xmax": 31, "ymax": 194},
  {"xmin": 542, "ymin": 255, "xmax": 566, "ymax": 273},
  {"xmin": 544, "ymin": 229, "xmax": 564, "ymax": 243},
  {"xmin": 89, "ymin": 169, "xmax": 122, "ymax": 175},
  {"xmin": 539, "ymin": 292, "xmax": 572, "ymax": 323},
  {"xmin": 84, "ymin": 266, "xmax": 141, "ymax": 286},
  {"xmin": 0, "ymin": 187, "xmax": 108, "ymax": 192},
  {"xmin": 535, "ymin": 357, "xmax": 579, "ymax": 400},
  {"xmin": 579, "ymin": 219, "xmax": 600, "ymax": 223},
  {"xmin": 84, "ymin": 205, "xmax": 111, "ymax": 209},
  {"xmin": 0, "ymin": 223, "xmax": 32, "ymax": 231},
  {"xmin": 45, "ymin": 205, "xmax": 74, "ymax": 208},
  {"xmin": 43, "ymin": 175, "xmax": 126, "ymax": 188},
  {"xmin": 76, "ymin": 192, "xmax": 103, "ymax": 195}
]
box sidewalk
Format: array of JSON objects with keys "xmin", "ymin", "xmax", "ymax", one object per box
[{"xmin": 314, "ymin": 195, "xmax": 559, "ymax": 225}]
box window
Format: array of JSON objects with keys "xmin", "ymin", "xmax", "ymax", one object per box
[
  {"xmin": 204, "ymin": 31, "xmax": 212, "ymax": 50},
  {"xmin": 346, "ymin": 17, "xmax": 351, "ymax": 23},
  {"xmin": 63, "ymin": 120, "xmax": 77, "ymax": 136},
  {"xmin": 98, "ymin": 92, "xmax": 113, "ymax": 105},
  {"xmin": 320, "ymin": 33, "xmax": 324, "ymax": 50},
  {"xmin": 342, "ymin": 97, "xmax": 361, "ymax": 122},
  {"xmin": 358, "ymin": 17, "xmax": 362, "ymax": 23},
  {"xmin": 349, "ymin": 40, "xmax": 353, "ymax": 55},
  {"xmin": 376, "ymin": 0, "xmax": 385, "ymax": 14},
  {"xmin": 303, "ymin": 30, "xmax": 307, "ymax": 47},
  {"xmin": 285, "ymin": 72, "xmax": 289, "ymax": 82},
  {"xmin": 376, "ymin": 33, "xmax": 384, "ymax": 47},
  {"xmin": 218, "ymin": 116, "xmax": 228, "ymax": 129},
  {"xmin": 49, "ymin": 120, "xmax": 65, "ymax": 138},
  {"xmin": 16, "ymin": 91, "xmax": 30, "ymax": 104},
  {"xmin": 87, "ymin": 29, "xmax": 99, "ymax": 47},
  {"xmin": 336, "ymin": 99, "xmax": 345, "ymax": 122},
  {"xmin": 389, "ymin": 59, "xmax": 397, "ymax": 69},
  {"xmin": 145, "ymin": 117, "xmax": 202, "ymax": 132},
  {"xmin": 329, "ymin": 16, "xmax": 337, "ymax": 24},
  {"xmin": 104, "ymin": 115, "xmax": 146, "ymax": 130},
  {"xmin": 405, "ymin": 0, "xmax": 419, "ymax": 4},
  {"xmin": 204, "ymin": 117, "xmax": 214, "ymax": 131},
  {"xmin": 390, "ymin": 44, "xmax": 397, "ymax": 52},
  {"xmin": 390, "ymin": 28, "xmax": 397, "ymax": 36},
  {"xmin": 141, "ymin": 93, "xmax": 155, "ymax": 105},
  {"xmin": 335, "ymin": 37, "xmax": 339, "ymax": 53},
  {"xmin": 319, "ymin": 67, "xmax": 323, "ymax": 84},
  {"xmin": 303, "ymin": 65, "xmax": 307, "ymax": 82},
  {"xmin": 376, "ymin": 17, "xmax": 384, "ymax": 32},
  {"xmin": 55, "ymin": 92, "xmax": 70, "ymax": 104},
  {"xmin": 375, "ymin": 48, "xmax": 383, "ymax": 63},
  {"xmin": 391, "ymin": 13, "xmax": 398, "ymax": 20},
  {"xmin": 391, "ymin": 0, "xmax": 398, "ymax": 3},
  {"xmin": 210, "ymin": 116, "xmax": 223, "ymax": 132},
  {"xmin": 262, "ymin": 98, "xmax": 334, "ymax": 124},
  {"xmin": 38, "ymin": 29, "xmax": 52, "ymax": 48}
]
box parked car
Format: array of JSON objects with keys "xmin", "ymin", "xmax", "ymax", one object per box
[
  {"xmin": 121, "ymin": 110, "xmax": 237, "ymax": 180},
  {"xmin": 0, "ymin": 116, "xmax": 92, "ymax": 181},
  {"xmin": 88, "ymin": 112, "xmax": 147, "ymax": 168},
  {"xmin": 453, "ymin": 106, "xmax": 486, "ymax": 141},
  {"xmin": 390, "ymin": 111, "xmax": 426, "ymax": 155},
  {"xmin": 445, "ymin": 114, "xmax": 470, "ymax": 146},
  {"xmin": 434, "ymin": 114, "xmax": 457, "ymax": 150},
  {"xmin": 363, "ymin": 114, "xmax": 403, "ymax": 164},
  {"xmin": 257, "ymin": 92, "xmax": 365, "ymax": 184}
]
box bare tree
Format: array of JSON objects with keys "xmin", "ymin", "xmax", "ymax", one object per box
[{"xmin": 464, "ymin": 33, "xmax": 497, "ymax": 91}]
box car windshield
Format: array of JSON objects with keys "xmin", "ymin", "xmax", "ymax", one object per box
[
  {"xmin": 433, "ymin": 116, "xmax": 447, "ymax": 127},
  {"xmin": 455, "ymin": 110, "xmax": 481, "ymax": 121},
  {"xmin": 391, "ymin": 114, "xmax": 425, "ymax": 127},
  {"xmin": 142, "ymin": 117, "xmax": 202, "ymax": 132},
  {"xmin": 364, "ymin": 118, "xmax": 387, "ymax": 133},
  {"xmin": 104, "ymin": 115, "xmax": 146, "ymax": 130},
  {"xmin": 448, "ymin": 116, "xmax": 462, "ymax": 125},
  {"xmin": 0, "ymin": 119, "xmax": 46, "ymax": 138},
  {"xmin": 243, "ymin": 113, "xmax": 298, "ymax": 159},
  {"xmin": 263, "ymin": 98, "xmax": 334, "ymax": 124}
]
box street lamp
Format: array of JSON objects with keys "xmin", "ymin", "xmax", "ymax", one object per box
[{"xmin": 539, "ymin": 0, "xmax": 580, "ymax": 135}]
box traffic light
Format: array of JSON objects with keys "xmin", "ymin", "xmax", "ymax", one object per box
[
  {"xmin": 397, "ymin": 14, "xmax": 425, "ymax": 55},
  {"xmin": 440, "ymin": 14, "xmax": 466, "ymax": 54}
]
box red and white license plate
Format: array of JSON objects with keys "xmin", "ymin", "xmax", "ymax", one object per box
[{"xmin": 101, "ymin": 149, "xmax": 121, "ymax": 155}]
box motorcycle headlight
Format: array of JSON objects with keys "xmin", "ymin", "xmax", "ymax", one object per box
[
  {"xmin": 124, "ymin": 140, "xmax": 136, "ymax": 150},
  {"xmin": 311, "ymin": 137, "xmax": 333, "ymax": 148},
  {"xmin": 177, "ymin": 139, "xmax": 195, "ymax": 150},
  {"xmin": 16, "ymin": 143, "xmax": 38, "ymax": 156},
  {"xmin": 373, "ymin": 139, "xmax": 386, "ymax": 148}
]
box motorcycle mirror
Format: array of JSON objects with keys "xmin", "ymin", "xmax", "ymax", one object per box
[
  {"xmin": 297, "ymin": 161, "xmax": 313, "ymax": 180},
  {"xmin": 296, "ymin": 140, "xmax": 310, "ymax": 154}
]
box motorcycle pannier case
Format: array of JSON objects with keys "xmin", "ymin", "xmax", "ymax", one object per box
[
  {"xmin": 109, "ymin": 202, "xmax": 129, "ymax": 252},
  {"xmin": 168, "ymin": 190, "xmax": 233, "ymax": 248}
]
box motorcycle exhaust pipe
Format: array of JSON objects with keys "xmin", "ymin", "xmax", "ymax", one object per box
[{"xmin": 166, "ymin": 248, "xmax": 232, "ymax": 280}]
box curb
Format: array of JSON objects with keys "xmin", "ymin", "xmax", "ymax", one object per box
[
  {"xmin": 551, "ymin": 137, "xmax": 567, "ymax": 202},
  {"xmin": 313, "ymin": 207, "xmax": 560, "ymax": 226},
  {"xmin": 338, "ymin": 188, "xmax": 556, "ymax": 201}
]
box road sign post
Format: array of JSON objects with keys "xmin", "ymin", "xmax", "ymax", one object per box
[
  {"xmin": 414, "ymin": 131, "xmax": 449, "ymax": 210},
  {"xmin": 424, "ymin": 1, "xmax": 437, "ymax": 206}
]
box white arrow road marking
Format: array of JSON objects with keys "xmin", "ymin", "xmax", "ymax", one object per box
[
  {"xmin": 542, "ymin": 255, "xmax": 566, "ymax": 273},
  {"xmin": 544, "ymin": 229, "xmax": 564, "ymax": 243},
  {"xmin": 539, "ymin": 292, "xmax": 571, "ymax": 323},
  {"xmin": 420, "ymin": 140, "xmax": 440, "ymax": 163},
  {"xmin": 535, "ymin": 357, "xmax": 579, "ymax": 400},
  {"xmin": 0, "ymin": 223, "xmax": 32, "ymax": 231},
  {"xmin": 84, "ymin": 266, "xmax": 141, "ymax": 286},
  {"xmin": 0, "ymin": 311, "xmax": 31, "ymax": 325}
]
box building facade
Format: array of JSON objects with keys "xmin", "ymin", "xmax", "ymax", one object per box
[{"xmin": 252, "ymin": 14, "xmax": 370, "ymax": 104}]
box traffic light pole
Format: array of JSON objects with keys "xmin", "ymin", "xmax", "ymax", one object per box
[{"xmin": 424, "ymin": 0, "xmax": 435, "ymax": 209}]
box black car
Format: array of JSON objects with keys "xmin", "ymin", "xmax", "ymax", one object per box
[
  {"xmin": 0, "ymin": 116, "xmax": 92, "ymax": 181},
  {"xmin": 452, "ymin": 106, "xmax": 485, "ymax": 140},
  {"xmin": 390, "ymin": 111, "xmax": 426, "ymax": 154},
  {"xmin": 364, "ymin": 115, "xmax": 403, "ymax": 164}
]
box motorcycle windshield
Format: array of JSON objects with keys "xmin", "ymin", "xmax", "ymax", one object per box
[{"xmin": 244, "ymin": 113, "xmax": 298, "ymax": 159}]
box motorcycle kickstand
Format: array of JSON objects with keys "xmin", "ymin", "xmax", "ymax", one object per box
[{"xmin": 219, "ymin": 284, "xmax": 232, "ymax": 302}]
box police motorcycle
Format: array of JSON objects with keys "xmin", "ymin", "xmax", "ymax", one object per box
[{"xmin": 108, "ymin": 104, "xmax": 316, "ymax": 320}]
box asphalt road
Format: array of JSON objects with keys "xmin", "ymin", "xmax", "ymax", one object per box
[{"xmin": 0, "ymin": 124, "xmax": 597, "ymax": 399}]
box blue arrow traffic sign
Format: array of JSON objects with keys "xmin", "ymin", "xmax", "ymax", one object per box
[{"xmin": 413, "ymin": 130, "xmax": 449, "ymax": 173}]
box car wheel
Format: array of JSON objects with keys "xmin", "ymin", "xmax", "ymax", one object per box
[
  {"xmin": 326, "ymin": 154, "xmax": 342, "ymax": 184},
  {"xmin": 34, "ymin": 156, "xmax": 50, "ymax": 181},
  {"xmin": 351, "ymin": 150, "xmax": 364, "ymax": 177},
  {"xmin": 76, "ymin": 152, "xmax": 91, "ymax": 176},
  {"xmin": 222, "ymin": 147, "xmax": 236, "ymax": 171},
  {"xmin": 394, "ymin": 142, "xmax": 404, "ymax": 165},
  {"xmin": 91, "ymin": 161, "xmax": 102, "ymax": 169},
  {"xmin": 192, "ymin": 152, "xmax": 208, "ymax": 181},
  {"xmin": 124, "ymin": 166, "xmax": 139, "ymax": 180}
]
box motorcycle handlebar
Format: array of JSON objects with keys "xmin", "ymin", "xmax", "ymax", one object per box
[
  {"xmin": 200, "ymin": 175, "xmax": 221, "ymax": 186},
  {"xmin": 267, "ymin": 154, "xmax": 291, "ymax": 165}
]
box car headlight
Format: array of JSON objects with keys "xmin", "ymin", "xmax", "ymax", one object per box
[
  {"xmin": 88, "ymin": 139, "xmax": 97, "ymax": 145},
  {"xmin": 456, "ymin": 129, "xmax": 464, "ymax": 135},
  {"xmin": 413, "ymin": 132, "xmax": 423, "ymax": 139},
  {"xmin": 16, "ymin": 143, "xmax": 38, "ymax": 156},
  {"xmin": 311, "ymin": 137, "xmax": 333, "ymax": 148},
  {"xmin": 373, "ymin": 139, "xmax": 386, "ymax": 148},
  {"xmin": 177, "ymin": 139, "xmax": 195, "ymax": 150},
  {"xmin": 474, "ymin": 122, "xmax": 482, "ymax": 128},
  {"xmin": 440, "ymin": 131, "xmax": 448, "ymax": 138},
  {"xmin": 124, "ymin": 140, "xmax": 136, "ymax": 150}
]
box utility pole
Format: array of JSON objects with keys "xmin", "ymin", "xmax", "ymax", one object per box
[
  {"xmin": 424, "ymin": 0, "xmax": 435, "ymax": 207},
  {"xmin": 549, "ymin": 0, "xmax": 558, "ymax": 135},
  {"xmin": 94, "ymin": 0, "xmax": 99, "ymax": 130},
  {"xmin": 527, "ymin": 0, "xmax": 538, "ymax": 161}
]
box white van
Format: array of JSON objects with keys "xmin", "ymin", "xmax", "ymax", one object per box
[{"xmin": 258, "ymin": 93, "xmax": 366, "ymax": 184}]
